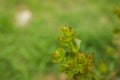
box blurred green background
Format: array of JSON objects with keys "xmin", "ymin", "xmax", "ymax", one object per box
[{"xmin": 0, "ymin": 0, "xmax": 120, "ymax": 80}]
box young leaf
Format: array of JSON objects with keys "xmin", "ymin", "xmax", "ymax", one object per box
[
  {"xmin": 61, "ymin": 25, "xmax": 74, "ymax": 37},
  {"xmin": 52, "ymin": 48, "xmax": 65, "ymax": 62}
]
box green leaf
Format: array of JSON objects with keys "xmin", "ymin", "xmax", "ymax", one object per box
[
  {"xmin": 74, "ymin": 38, "xmax": 81, "ymax": 50},
  {"xmin": 52, "ymin": 48, "xmax": 65, "ymax": 62},
  {"xmin": 69, "ymin": 39, "xmax": 81, "ymax": 52},
  {"xmin": 61, "ymin": 25, "xmax": 74, "ymax": 37},
  {"xmin": 58, "ymin": 36, "xmax": 72, "ymax": 42}
]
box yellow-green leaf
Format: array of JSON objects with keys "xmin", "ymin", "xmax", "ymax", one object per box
[{"xmin": 52, "ymin": 48, "xmax": 65, "ymax": 62}]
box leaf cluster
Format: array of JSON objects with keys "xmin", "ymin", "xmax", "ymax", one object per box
[{"xmin": 52, "ymin": 26, "xmax": 94, "ymax": 80}]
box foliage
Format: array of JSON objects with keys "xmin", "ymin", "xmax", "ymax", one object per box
[
  {"xmin": 52, "ymin": 26, "xmax": 94, "ymax": 80},
  {"xmin": 0, "ymin": 0, "xmax": 120, "ymax": 80}
]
